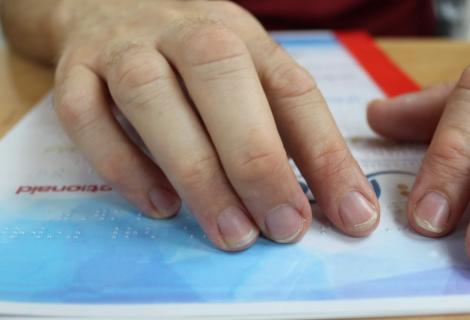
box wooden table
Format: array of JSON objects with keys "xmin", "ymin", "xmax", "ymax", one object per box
[{"xmin": 0, "ymin": 38, "xmax": 470, "ymax": 320}]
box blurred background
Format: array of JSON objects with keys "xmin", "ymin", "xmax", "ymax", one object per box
[
  {"xmin": 0, "ymin": 0, "xmax": 469, "ymax": 47},
  {"xmin": 435, "ymin": 0, "xmax": 470, "ymax": 39}
]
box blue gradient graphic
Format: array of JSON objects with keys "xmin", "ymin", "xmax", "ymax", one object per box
[{"xmin": 0, "ymin": 192, "xmax": 469, "ymax": 304}]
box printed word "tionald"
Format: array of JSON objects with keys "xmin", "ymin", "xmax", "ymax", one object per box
[{"xmin": 16, "ymin": 184, "xmax": 113, "ymax": 195}]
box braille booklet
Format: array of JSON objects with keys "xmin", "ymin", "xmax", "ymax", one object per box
[{"xmin": 1, "ymin": 32, "xmax": 469, "ymax": 319}]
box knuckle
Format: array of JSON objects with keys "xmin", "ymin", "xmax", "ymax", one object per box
[
  {"xmin": 55, "ymin": 82, "xmax": 95, "ymax": 135},
  {"xmin": 424, "ymin": 129, "xmax": 470, "ymax": 180},
  {"xmin": 229, "ymin": 139, "xmax": 285, "ymax": 184},
  {"xmin": 55, "ymin": 93, "xmax": 82, "ymax": 126},
  {"xmin": 115, "ymin": 56, "xmax": 169, "ymax": 91},
  {"xmin": 176, "ymin": 153, "xmax": 221, "ymax": 188},
  {"xmin": 308, "ymin": 142, "xmax": 353, "ymax": 179},
  {"xmin": 56, "ymin": 47, "xmax": 84, "ymax": 80},
  {"xmin": 106, "ymin": 44, "xmax": 171, "ymax": 91},
  {"xmin": 266, "ymin": 62, "xmax": 317, "ymax": 99},
  {"xmin": 104, "ymin": 43, "xmax": 175, "ymax": 112},
  {"xmin": 175, "ymin": 17, "xmax": 247, "ymax": 66}
]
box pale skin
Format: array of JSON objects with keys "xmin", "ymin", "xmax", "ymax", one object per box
[
  {"xmin": 369, "ymin": 82, "xmax": 470, "ymax": 258},
  {"xmin": 0, "ymin": 1, "xmax": 468, "ymax": 257}
]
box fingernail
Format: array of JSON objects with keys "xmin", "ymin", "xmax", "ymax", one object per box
[
  {"xmin": 217, "ymin": 207, "xmax": 258, "ymax": 250},
  {"xmin": 265, "ymin": 204, "xmax": 304, "ymax": 243},
  {"xmin": 414, "ymin": 192, "xmax": 450, "ymax": 234},
  {"xmin": 149, "ymin": 188, "xmax": 181, "ymax": 218},
  {"xmin": 339, "ymin": 191, "xmax": 378, "ymax": 232}
]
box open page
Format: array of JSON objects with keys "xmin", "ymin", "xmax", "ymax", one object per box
[{"xmin": 0, "ymin": 31, "xmax": 469, "ymax": 319}]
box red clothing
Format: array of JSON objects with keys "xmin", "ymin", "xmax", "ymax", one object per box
[{"xmin": 234, "ymin": 0, "xmax": 436, "ymax": 36}]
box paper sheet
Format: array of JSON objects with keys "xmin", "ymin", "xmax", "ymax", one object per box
[{"xmin": 0, "ymin": 31, "xmax": 469, "ymax": 319}]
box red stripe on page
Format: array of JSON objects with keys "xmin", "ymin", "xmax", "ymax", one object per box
[{"xmin": 335, "ymin": 31, "xmax": 420, "ymax": 97}]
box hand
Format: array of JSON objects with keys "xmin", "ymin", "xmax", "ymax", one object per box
[
  {"xmin": 53, "ymin": 0, "xmax": 379, "ymax": 251},
  {"xmin": 368, "ymin": 67, "xmax": 470, "ymax": 258}
]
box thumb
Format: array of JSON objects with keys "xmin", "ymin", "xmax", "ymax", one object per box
[{"xmin": 367, "ymin": 83, "xmax": 454, "ymax": 142}]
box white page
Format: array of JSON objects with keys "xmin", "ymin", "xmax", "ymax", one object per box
[{"xmin": 0, "ymin": 31, "xmax": 469, "ymax": 319}]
